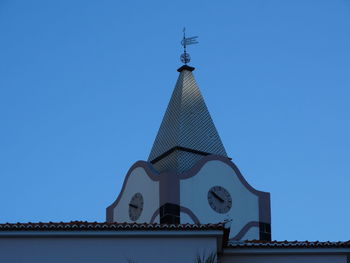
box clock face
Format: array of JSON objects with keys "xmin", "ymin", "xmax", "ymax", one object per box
[
  {"xmin": 207, "ymin": 186, "xmax": 232, "ymax": 214},
  {"xmin": 129, "ymin": 193, "xmax": 144, "ymax": 221}
]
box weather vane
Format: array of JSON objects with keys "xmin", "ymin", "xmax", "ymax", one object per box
[{"xmin": 180, "ymin": 28, "xmax": 199, "ymax": 64}]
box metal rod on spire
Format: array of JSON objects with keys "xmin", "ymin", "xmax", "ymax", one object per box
[
  {"xmin": 180, "ymin": 28, "xmax": 198, "ymax": 65},
  {"xmin": 183, "ymin": 28, "xmax": 187, "ymax": 59}
]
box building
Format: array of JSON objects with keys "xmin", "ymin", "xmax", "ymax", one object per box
[
  {"xmin": 106, "ymin": 64, "xmax": 271, "ymax": 242},
  {"xmin": 1, "ymin": 62, "xmax": 349, "ymax": 263}
]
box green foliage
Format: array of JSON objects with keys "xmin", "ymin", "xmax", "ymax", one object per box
[{"xmin": 194, "ymin": 252, "xmax": 217, "ymax": 263}]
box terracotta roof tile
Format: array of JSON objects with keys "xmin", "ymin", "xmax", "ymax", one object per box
[
  {"xmin": 0, "ymin": 221, "xmax": 225, "ymax": 232},
  {"xmin": 227, "ymin": 240, "xmax": 350, "ymax": 248}
]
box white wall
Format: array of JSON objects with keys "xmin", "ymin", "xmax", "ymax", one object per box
[
  {"xmin": 240, "ymin": 226, "xmax": 259, "ymax": 240},
  {"xmin": 113, "ymin": 167, "xmax": 159, "ymax": 223},
  {"xmin": 0, "ymin": 235, "xmax": 217, "ymax": 263},
  {"xmin": 181, "ymin": 212, "xmax": 195, "ymax": 224},
  {"xmin": 180, "ymin": 160, "xmax": 259, "ymax": 239}
]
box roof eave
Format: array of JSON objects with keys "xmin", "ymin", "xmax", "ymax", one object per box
[{"xmin": 224, "ymin": 247, "xmax": 350, "ymax": 255}]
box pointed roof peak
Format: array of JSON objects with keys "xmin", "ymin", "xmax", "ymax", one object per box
[{"xmin": 148, "ymin": 66, "xmax": 227, "ymax": 174}]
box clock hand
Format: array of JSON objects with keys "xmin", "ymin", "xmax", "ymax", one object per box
[
  {"xmin": 129, "ymin": 203, "xmax": 138, "ymax": 209},
  {"xmin": 211, "ymin": 191, "xmax": 224, "ymax": 203}
]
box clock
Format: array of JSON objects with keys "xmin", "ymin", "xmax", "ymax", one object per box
[
  {"xmin": 207, "ymin": 186, "xmax": 232, "ymax": 214},
  {"xmin": 129, "ymin": 193, "xmax": 144, "ymax": 221}
]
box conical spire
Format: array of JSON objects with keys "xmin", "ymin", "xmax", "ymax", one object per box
[{"xmin": 148, "ymin": 65, "xmax": 227, "ymax": 174}]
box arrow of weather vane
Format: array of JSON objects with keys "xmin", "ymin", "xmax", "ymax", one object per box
[{"xmin": 180, "ymin": 28, "xmax": 199, "ymax": 64}]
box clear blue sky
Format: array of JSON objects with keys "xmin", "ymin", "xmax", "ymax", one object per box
[{"xmin": 0, "ymin": 0, "xmax": 349, "ymax": 241}]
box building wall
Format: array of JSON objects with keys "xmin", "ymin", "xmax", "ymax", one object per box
[
  {"xmin": 112, "ymin": 166, "xmax": 159, "ymax": 223},
  {"xmin": 180, "ymin": 160, "xmax": 260, "ymax": 239},
  {"xmin": 0, "ymin": 235, "xmax": 217, "ymax": 263}
]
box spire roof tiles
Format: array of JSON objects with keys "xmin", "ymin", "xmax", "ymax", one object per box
[{"xmin": 148, "ymin": 66, "xmax": 227, "ymax": 174}]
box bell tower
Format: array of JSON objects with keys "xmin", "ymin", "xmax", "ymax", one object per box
[{"xmin": 107, "ymin": 31, "xmax": 271, "ymax": 241}]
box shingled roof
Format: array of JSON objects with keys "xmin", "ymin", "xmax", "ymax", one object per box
[
  {"xmin": 227, "ymin": 240, "xmax": 350, "ymax": 248},
  {"xmin": 148, "ymin": 66, "xmax": 228, "ymax": 174},
  {"xmin": 1, "ymin": 222, "xmax": 348, "ymax": 249},
  {"xmin": 0, "ymin": 221, "xmax": 225, "ymax": 232}
]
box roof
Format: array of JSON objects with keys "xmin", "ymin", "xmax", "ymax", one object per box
[
  {"xmin": 0, "ymin": 221, "xmax": 225, "ymax": 232},
  {"xmin": 148, "ymin": 66, "xmax": 227, "ymax": 174},
  {"xmin": 227, "ymin": 240, "xmax": 350, "ymax": 248},
  {"xmin": 1, "ymin": 222, "xmax": 348, "ymax": 249}
]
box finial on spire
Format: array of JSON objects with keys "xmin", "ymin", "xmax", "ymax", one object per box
[{"xmin": 180, "ymin": 28, "xmax": 198, "ymax": 65}]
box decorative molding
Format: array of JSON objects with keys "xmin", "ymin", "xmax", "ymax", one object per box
[
  {"xmin": 180, "ymin": 206, "xmax": 201, "ymax": 224},
  {"xmin": 150, "ymin": 146, "xmax": 210, "ymax": 164}
]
